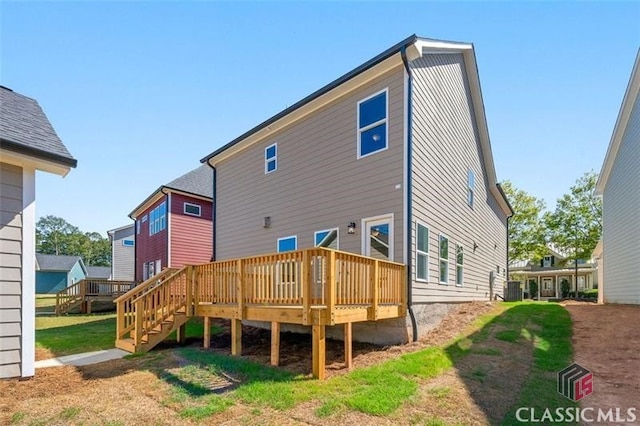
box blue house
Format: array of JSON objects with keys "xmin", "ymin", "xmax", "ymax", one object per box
[{"xmin": 35, "ymin": 254, "xmax": 87, "ymax": 294}]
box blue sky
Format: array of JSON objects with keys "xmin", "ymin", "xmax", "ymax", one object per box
[{"xmin": 2, "ymin": 2, "xmax": 638, "ymax": 235}]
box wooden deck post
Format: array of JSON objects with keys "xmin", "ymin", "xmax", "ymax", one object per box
[
  {"xmin": 326, "ymin": 250, "xmax": 336, "ymax": 324},
  {"xmin": 203, "ymin": 316, "xmax": 211, "ymax": 349},
  {"xmin": 369, "ymin": 259, "xmax": 379, "ymax": 320},
  {"xmin": 312, "ymin": 324, "xmax": 325, "ymax": 380},
  {"xmin": 236, "ymin": 259, "xmax": 244, "ymax": 317},
  {"xmin": 231, "ymin": 319, "xmax": 242, "ymax": 356},
  {"xmin": 344, "ymin": 322, "xmax": 353, "ymax": 370},
  {"xmin": 177, "ymin": 323, "xmax": 186, "ymax": 344},
  {"xmin": 186, "ymin": 266, "xmax": 193, "ymax": 316},
  {"xmin": 270, "ymin": 321, "xmax": 280, "ymax": 366},
  {"xmin": 302, "ymin": 250, "xmax": 311, "ymax": 325}
]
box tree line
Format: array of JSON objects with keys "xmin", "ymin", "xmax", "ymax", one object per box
[
  {"xmin": 36, "ymin": 215, "xmax": 111, "ymax": 266},
  {"xmin": 502, "ymin": 171, "xmax": 602, "ymax": 266}
]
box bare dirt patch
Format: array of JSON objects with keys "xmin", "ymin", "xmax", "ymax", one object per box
[{"xmin": 564, "ymin": 304, "xmax": 640, "ymax": 414}]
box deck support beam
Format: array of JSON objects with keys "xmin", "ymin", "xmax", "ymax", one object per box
[
  {"xmin": 203, "ymin": 316, "xmax": 211, "ymax": 349},
  {"xmin": 231, "ymin": 319, "xmax": 242, "ymax": 356},
  {"xmin": 312, "ymin": 324, "xmax": 325, "ymax": 380},
  {"xmin": 270, "ymin": 321, "xmax": 280, "ymax": 366},
  {"xmin": 176, "ymin": 323, "xmax": 186, "ymax": 344},
  {"xmin": 344, "ymin": 322, "xmax": 353, "ymax": 369}
]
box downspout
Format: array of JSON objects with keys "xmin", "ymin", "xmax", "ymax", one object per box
[
  {"xmin": 401, "ymin": 46, "xmax": 418, "ymax": 342},
  {"xmin": 204, "ymin": 161, "xmax": 217, "ymax": 261},
  {"xmin": 497, "ymin": 183, "xmax": 514, "ymax": 300}
]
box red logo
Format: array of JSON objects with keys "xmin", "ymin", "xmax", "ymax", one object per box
[{"xmin": 558, "ymin": 363, "xmax": 593, "ymax": 401}]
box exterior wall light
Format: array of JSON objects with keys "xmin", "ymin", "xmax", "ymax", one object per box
[{"xmin": 347, "ymin": 222, "xmax": 356, "ymax": 235}]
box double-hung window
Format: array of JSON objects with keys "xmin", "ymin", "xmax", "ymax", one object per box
[
  {"xmin": 265, "ymin": 143, "xmax": 277, "ymax": 174},
  {"xmin": 149, "ymin": 202, "xmax": 167, "ymax": 236},
  {"xmin": 439, "ymin": 235, "xmax": 449, "ymax": 284},
  {"xmin": 416, "ymin": 222, "xmax": 429, "ymax": 282},
  {"xmin": 456, "ymin": 244, "xmax": 464, "ymax": 286},
  {"xmin": 357, "ymin": 89, "xmax": 388, "ymax": 158},
  {"xmin": 467, "ymin": 170, "xmax": 475, "ymax": 208}
]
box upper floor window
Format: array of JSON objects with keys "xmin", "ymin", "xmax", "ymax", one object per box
[
  {"xmin": 416, "ymin": 222, "xmax": 429, "ymax": 282},
  {"xmin": 265, "ymin": 143, "xmax": 277, "ymax": 174},
  {"xmin": 357, "ymin": 89, "xmax": 388, "ymax": 158},
  {"xmin": 467, "ymin": 170, "xmax": 475, "ymax": 208},
  {"xmin": 439, "ymin": 235, "xmax": 449, "ymax": 284},
  {"xmin": 543, "ymin": 255, "xmax": 553, "ymax": 267},
  {"xmin": 315, "ymin": 228, "xmax": 338, "ymax": 250},
  {"xmin": 122, "ymin": 239, "xmax": 135, "ymax": 247},
  {"xmin": 277, "ymin": 235, "xmax": 297, "ymax": 252},
  {"xmin": 149, "ymin": 202, "xmax": 167, "ymax": 236},
  {"xmin": 184, "ymin": 202, "xmax": 201, "ymax": 217}
]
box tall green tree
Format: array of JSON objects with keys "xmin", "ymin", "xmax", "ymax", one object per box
[
  {"xmin": 544, "ymin": 172, "xmax": 602, "ymax": 263},
  {"xmin": 36, "ymin": 215, "xmax": 111, "ymax": 266},
  {"xmin": 501, "ymin": 181, "xmax": 548, "ymax": 264}
]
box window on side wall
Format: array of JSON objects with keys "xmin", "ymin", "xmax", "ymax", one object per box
[
  {"xmin": 456, "ymin": 244, "xmax": 464, "ymax": 286},
  {"xmin": 439, "ymin": 235, "xmax": 449, "ymax": 284},
  {"xmin": 265, "ymin": 143, "xmax": 277, "ymax": 174},
  {"xmin": 314, "ymin": 228, "xmax": 338, "ymax": 250},
  {"xmin": 467, "ymin": 169, "xmax": 475, "ymax": 208},
  {"xmin": 122, "ymin": 239, "xmax": 134, "ymax": 247},
  {"xmin": 416, "ymin": 222, "xmax": 429, "ymax": 282},
  {"xmin": 184, "ymin": 202, "xmax": 201, "ymax": 217},
  {"xmin": 357, "ymin": 89, "xmax": 388, "ymax": 158},
  {"xmin": 149, "ymin": 202, "xmax": 167, "ymax": 236}
]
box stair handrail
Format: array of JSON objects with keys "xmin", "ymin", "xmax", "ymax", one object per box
[
  {"xmin": 114, "ymin": 267, "xmax": 178, "ymax": 304},
  {"xmin": 55, "ymin": 280, "xmax": 84, "ymax": 315}
]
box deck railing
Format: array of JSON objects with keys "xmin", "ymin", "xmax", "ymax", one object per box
[
  {"xmin": 56, "ymin": 279, "xmax": 136, "ymax": 314},
  {"xmin": 114, "ymin": 268, "xmax": 179, "ymax": 340}
]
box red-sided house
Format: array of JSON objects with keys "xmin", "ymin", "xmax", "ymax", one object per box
[{"xmin": 129, "ymin": 165, "xmax": 213, "ymax": 281}]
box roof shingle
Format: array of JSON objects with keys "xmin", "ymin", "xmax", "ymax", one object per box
[
  {"xmin": 35, "ymin": 254, "xmax": 83, "ymax": 272},
  {"xmin": 164, "ymin": 164, "xmax": 213, "ymax": 198},
  {"xmin": 0, "ymin": 86, "xmax": 77, "ymax": 167}
]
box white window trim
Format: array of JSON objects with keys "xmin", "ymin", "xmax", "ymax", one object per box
[
  {"xmin": 314, "ymin": 228, "xmax": 339, "ymax": 250},
  {"xmin": 265, "ymin": 142, "xmax": 278, "ymax": 174},
  {"xmin": 361, "ymin": 213, "xmax": 394, "ymax": 262},
  {"xmin": 277, "ymin": 235, "xmax": 297, "ymax": 252},
  {"xmin": 183, "ymin": 202, "xmax": 202, "ymax": 217},
  {"xmin": 456, "ymin": 243, "xmax": 464, "ymax": 287},
  {"xmin": 415, "ymin": 221, "xmax": 429, "ymax": 283},
  {"xmin": 439, "ymin": 233, "xmax": 449, "ymax": 285},
  {"xmin": 357, "ymin": 88, "xmax": 389, "ymax": 159}
]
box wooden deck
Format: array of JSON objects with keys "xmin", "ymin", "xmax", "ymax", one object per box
[
  {"xmin": 56, "ymin": 279, "xmax": 137, "ymax": 315},
  {"xmin": 115, "ymin": 248, "xmax": 406, "ymax": 379}
]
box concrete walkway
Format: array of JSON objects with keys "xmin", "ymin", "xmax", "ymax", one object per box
[{"xmin": 35, "ymin": 348, "xmax": 129, "ymax": 368}]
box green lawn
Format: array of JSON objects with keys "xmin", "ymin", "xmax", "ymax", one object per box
[
  {"xmin": 146, "ymin": 302, "xmax": 575, "ymax": 423},
  {"xmin": 35, "ymin": 315, "xmax": 220, "ymax": 358}
]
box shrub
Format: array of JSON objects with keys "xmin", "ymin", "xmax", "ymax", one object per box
[
  {"xmin": 529, "ymin": 280, "xmax": 538, "ymax": 299},
  {"xmin": 582, "ymin": 289, "xmax": 598, "ymax": 299},
  {"xmin": 561, "ymin": 279, "xmax": 571, "ymax": 298}
]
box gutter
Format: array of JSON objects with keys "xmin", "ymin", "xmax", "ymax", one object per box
[
  {"xmin": 204, "ymin": 161, "xmax": 217, "ymax": 261},
  {"xmin": 496, "ymin": 183, "xmax": 514, "ymax": 298},
  {"xmin": 400, "ymin": 46, "xmax": 418, "ymax": 342}
]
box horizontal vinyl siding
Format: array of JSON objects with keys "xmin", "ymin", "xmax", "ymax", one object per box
[
  {"xmin": 112, "ymin": 226, "xmax": 135, "ymax": 281},
  {"xmin": 170, "ymin": 193, "xmax": 213, "ymax": 267},
  {"xmin": 0, "ymin": 162, "xmax": 22, "ymax": 378},
  {"xmin": 135, "ymin": 196, "xmax": 168, "ymax": 281},
  {"xmin": 603, "ymin": 92, "xmax": 640, "ymax": 304},
  {"xmin": 216, "ymin": 66, "xmax": 405, "ymax": 260},
  {"xmin": 410, "ymin": 53, "xmax": 507, "ymax": 303}
]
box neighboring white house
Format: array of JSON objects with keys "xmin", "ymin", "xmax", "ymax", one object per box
[
  {"xmin": 107, "ymin": 224, "xmax": 135, "ymax": 281},
  {"xmin": 0, "ymin": 85, "xmax": 77, "ymax": 378},
  {"xmin": 595, "ymin": 49, "xmax": 640, "ymax": 305}
]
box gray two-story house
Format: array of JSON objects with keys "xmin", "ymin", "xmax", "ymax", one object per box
[
  {"xmin": 107, "ymin": 224, "xmax": 135, "ymax": 281},
  {"xmin": 201, "ymin": 35, "xmax": 512, "ymax": 343}
]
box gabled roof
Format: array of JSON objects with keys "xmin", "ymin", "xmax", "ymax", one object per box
[
  {"xmin": 107, "ymin": 223, "xmax": 134, "ymax": 235},
  {"xmin": 129, "ymin": 165, "xmax": 213, "ymax": 219},
  {"xmin": 0, "ymin": 86, "xmax": 77, "ymax": 174},
  {"xmin": 86, "ymin": 266, "xmax": 111, "ymax": 280},
  {"xmin": 596, "ymin": 49, "xmax": 640, "ymax": 194},
  {"xmin": 200, "ymin": 35, "xmax": 512, "ymax": 216},
  {"xmin": 35, "ymin": 254, "xmax": 86, "ymax": 274}
]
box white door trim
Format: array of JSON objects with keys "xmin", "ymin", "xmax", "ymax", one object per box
[{"xmin": 361, "ymin": 213, "xmax": 394, "ymax": 261}]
